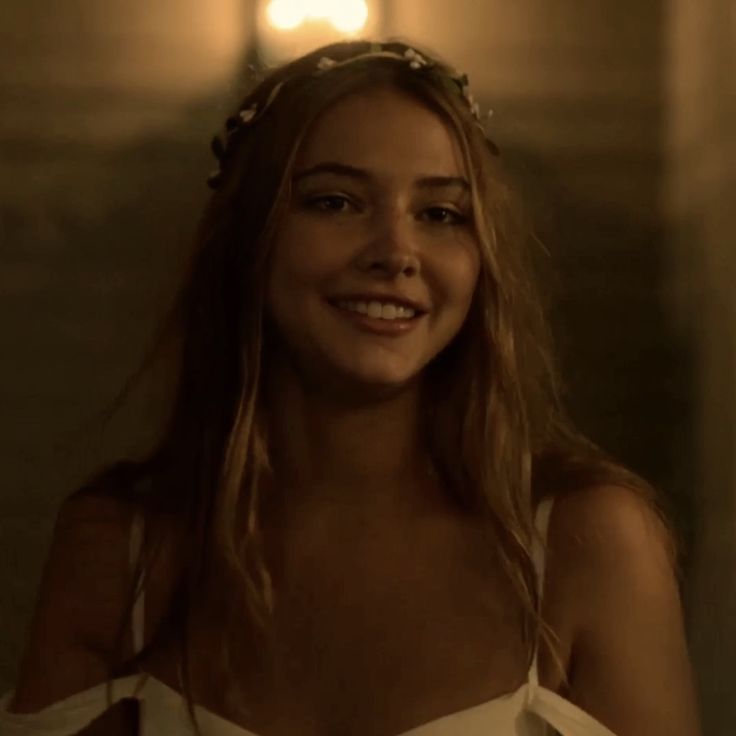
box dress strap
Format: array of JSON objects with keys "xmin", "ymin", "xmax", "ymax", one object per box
[
  {"xmin": 526, "ymin": 495, "xmax": 556, "ymax": 698},
  {"xmin": 129, "ymin": 512, "xmax": 146, "ymax": 657}
]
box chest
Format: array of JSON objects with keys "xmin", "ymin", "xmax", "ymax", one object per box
[{"xmin": 140, "ymin": 516, "xmax": 569, "ymax": 736}]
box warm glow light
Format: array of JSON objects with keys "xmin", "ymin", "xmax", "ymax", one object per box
[
  {"xmin": 266, "ymin": 0, "xmax": 306, "ymax": 30},
  {"xmin": 266, "ymin": 0, "xmax": 368, "ymax": 33},
  {"xmin": 328, "ymin": 1, "xmax": 368, "ymax": 32}
]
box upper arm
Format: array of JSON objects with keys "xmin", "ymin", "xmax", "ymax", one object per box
[
  {"xmin": 8, "ymin": 494, "xmax": 136, "ymax": 714},
  {"xmin": 560, "ymin": 485, "xmax": 702, "ymax": 736}
]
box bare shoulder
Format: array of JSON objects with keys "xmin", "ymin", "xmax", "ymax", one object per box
[
  {"xmin": 544, "ymin": 484, "xmax": 678, "ymax": 588},
  {"xmin": 8, "ymin": 492, "xmax": 139, "ymax": 713},
  {"xmin": 547, "ymin": 485, "xmax": 702, "ymax": 736}
]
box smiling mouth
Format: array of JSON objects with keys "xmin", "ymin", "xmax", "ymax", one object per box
[{"xmin": 326, "ymin": 299, "xmax": 425, "ymax": 335}]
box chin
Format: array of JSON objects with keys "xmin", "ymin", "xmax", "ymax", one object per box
[{"xmin": 337, "ymin": 362, "xmax": 423, "ymax": 392}]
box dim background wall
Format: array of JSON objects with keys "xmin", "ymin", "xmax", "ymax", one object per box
[
  {"xmin": 1, "ymin": 0, "xmax": 249, "ymax": 688},
  {"xmin": 664, "ymin": 0, "xmax": 736, "ymax": 732},
  {"xmin": 1, "ymin": 0, "xmax": 732, "ymax": 731}
]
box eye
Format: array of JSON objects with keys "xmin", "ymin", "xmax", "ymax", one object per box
[
  {"xmin": 422, "ymin": 207, "xmax": 469, "ymax": 225},
  {"xmin": 305, "ymin": 194, "xmax": 355, "ymax": 213}
]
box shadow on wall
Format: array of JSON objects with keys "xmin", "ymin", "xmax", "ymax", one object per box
[{"xmin": 1, "ymin": 88, "xmax": 237, "ymax": 488}]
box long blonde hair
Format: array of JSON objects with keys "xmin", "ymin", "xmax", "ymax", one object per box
[{"xmin": 71, "ymin": 39, "xmax": 683, "ymax": 734}]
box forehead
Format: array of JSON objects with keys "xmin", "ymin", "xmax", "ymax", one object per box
[{"xmin": 293, "ymin": 86, "xmax": 467, "ymax": 179}]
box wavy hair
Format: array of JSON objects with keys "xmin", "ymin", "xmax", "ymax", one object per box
[{"xmin": 68, "ymin": 39, "xmax": 683, "ymax": 735}]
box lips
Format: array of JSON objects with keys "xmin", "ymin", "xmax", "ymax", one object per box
[{"xmin": 328, "ymin": 300, "xmax": 424, "ymax": 336}]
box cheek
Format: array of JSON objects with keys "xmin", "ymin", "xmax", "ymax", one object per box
[
  {"xmin": 267, "ymin": 232, "xmax": 311, "ymax": 298},
  {"xmin": 439, "ymin": 250, "xmax": 480, "ymax": 307},
  {"xmin": 271, "ymin": 217, "xmax": 346, "ymax": 280},
  {"xmin": 265, "ymin": 243, "xmax": 338, "ymax": 325}
]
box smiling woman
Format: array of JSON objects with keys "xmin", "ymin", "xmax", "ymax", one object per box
[{"xmin": 1, "ymin": 39, "xmax": 702, "ymax": 736}]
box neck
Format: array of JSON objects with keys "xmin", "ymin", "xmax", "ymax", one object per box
[{"xmin": 260, "ymin": 360, "xmax": 443, "ymax": 521}]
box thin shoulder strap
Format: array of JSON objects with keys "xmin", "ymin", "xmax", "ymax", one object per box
[
  {"xmin": 128, "ymin": 511, "xmax": 146, "ymax": 656},
  {"xmin": 526, "ymin": 494, "xmax": 556, "ymax": 698}
]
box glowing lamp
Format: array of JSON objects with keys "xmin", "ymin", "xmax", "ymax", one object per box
[
  {"xmin": 266, "ymin": 0, "xmax": 369, "ymax": 33},
  {"xmin": 256, "ymin": 0, "xmax": 381, "ymax": 64}
]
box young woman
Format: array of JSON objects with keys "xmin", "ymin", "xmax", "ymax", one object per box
[{"xmin": 2, "ymin": 39, "xmax": 701, "ymax": 736}]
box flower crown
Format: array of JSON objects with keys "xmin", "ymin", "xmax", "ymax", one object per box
[{"xmin": 207, "ymin": 42, "xmax": 498, "ymax": 189}]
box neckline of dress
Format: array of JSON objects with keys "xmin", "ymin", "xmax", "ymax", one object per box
[{"xmin": 142, "ymin": 672, "xmax": 530, "ymax": 736}]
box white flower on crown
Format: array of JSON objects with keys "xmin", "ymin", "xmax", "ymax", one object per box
[
  {"xmin": 404, "ymin": 48, "xmax": 429, "ymax": 69},
  {"xmin": 239, "ymin": 105, "xmax": 258, "ymax": 124},
  {"xmin": 317, "ymin": 56, "xmax": 338, "ymax": 70},
  {"xmin": 458, "ymin": 83, "xmax": 481, "ymax": 120}
]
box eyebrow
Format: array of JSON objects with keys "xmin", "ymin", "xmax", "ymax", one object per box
[{"xmin": 292, "ymin": 162, "xmax": 469, "ymax": 192}]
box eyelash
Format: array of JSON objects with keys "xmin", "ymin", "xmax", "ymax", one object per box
[{"xmin": 304, "ymin": 195, "xmax": 469, "ymax": 226}]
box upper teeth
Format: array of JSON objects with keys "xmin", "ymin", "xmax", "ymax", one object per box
[{"xmin": 336, "ymin": 300, "xmax": 417, "ymax": 320}]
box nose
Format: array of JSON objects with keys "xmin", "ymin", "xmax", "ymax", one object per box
[{"xmin": 359, "ymin": 208, "xmax": 420, "ymax": 277}]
